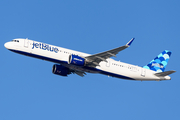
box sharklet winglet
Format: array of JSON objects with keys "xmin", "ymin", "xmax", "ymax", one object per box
[{"xmin": 126, "ymin": 38, "xmax": 135, "ymax": 46}]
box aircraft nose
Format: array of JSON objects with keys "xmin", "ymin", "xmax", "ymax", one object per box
[{"xmin": 4, "ymin": 42, "xmax": 10, "ymax": 49}]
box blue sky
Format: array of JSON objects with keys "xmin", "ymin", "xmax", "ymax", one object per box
[{"xmin": 1, "ymin": 0, "xmax": 180, "ymax": 120}]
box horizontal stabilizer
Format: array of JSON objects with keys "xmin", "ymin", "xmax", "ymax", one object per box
[{"xmin": 154, "ymin": 70, "xmax": 176, "ymax": 77}]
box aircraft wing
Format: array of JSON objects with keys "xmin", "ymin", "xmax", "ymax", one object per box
[
  {"xmin": 85, "ymin": 38, "xmax": 135, "ymax": 66},
  {"xmin": 73, "ymin": 70, "xmax": 86, "ymax": 77}
]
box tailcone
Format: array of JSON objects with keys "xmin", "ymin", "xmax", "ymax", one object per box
[{"xmin": 164, "ymin": 76, "xmax": 171, "ymax": 80}]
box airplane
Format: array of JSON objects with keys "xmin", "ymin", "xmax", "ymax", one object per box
[{"xmin": 4, "ymin": 38, "xmax": 176, "ymax": 81}]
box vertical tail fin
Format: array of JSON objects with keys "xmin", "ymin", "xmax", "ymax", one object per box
[{"xmin": 143, "ymin": 50, "xmax": 172, "ymax": 72}]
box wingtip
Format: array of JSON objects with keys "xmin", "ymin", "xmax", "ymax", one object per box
[
  {"xmin": 126, "ymin": 38, "xmax": 135, "ymax": 46},
  {"xmin": 171, "ymin": 70, "xmax": 176, "ymax": 73}
]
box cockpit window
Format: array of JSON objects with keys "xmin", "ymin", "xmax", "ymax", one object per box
[{"xmin": 11, "ymin": 40, "xmax": 19, "ymax": 42}]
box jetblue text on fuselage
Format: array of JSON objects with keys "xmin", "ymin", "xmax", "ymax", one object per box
[{"xmin": 32, "ymin": 42, "xmax": 59, "ymax": 53}]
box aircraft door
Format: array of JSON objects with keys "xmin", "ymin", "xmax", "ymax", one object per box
[
  {"xmin": 106, "ymin": 60, "xmax": 110, "ymax": 67},
  {"xmin": 24, "ymin": 39, "xmax": 32, "ymax": 53},
  {"xmin": 141, "ymin": 68, "xmax": 146, "ymax": 77},
  {"xmin": 24, "ymin": 39, "xmax": 29, "ymax": 48}
]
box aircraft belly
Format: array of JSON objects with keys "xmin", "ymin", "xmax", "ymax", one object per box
[{"xmin": 62, "ymin": 64, "xmax": 99, "ymax": 73}]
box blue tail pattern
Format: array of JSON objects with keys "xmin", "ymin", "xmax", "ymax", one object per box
[{"xmin": 143, "ymin": 50, "xmax": 171, "ymax": 72}]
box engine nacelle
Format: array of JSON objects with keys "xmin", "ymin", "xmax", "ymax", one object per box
[
  {"xmin": 52, "ymin": 64, "xmax": 71, "ymax": 76},
  {"xmin": 68, "ymin": 55, "xmax": 85, "ymax": 66}
]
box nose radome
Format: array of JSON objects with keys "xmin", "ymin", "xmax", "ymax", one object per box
[
  {"xmin": 4, "ymin": 42, "xmax": 10, "ymax": 49},
  {"xmin": 4, "ymin": 42, "xmax": 8, "ymax": 48}
]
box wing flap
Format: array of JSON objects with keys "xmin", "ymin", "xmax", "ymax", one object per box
[{"xmin": 74, "ymin": 71, "xmax": 86, "ymax": 77}]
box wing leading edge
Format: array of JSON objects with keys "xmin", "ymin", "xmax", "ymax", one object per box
[{"xmin": 85, "ymin": 38, "xmax": 135, "ymax": 66}]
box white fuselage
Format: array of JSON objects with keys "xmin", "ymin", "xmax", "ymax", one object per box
[{"xmin": 4, "ymin": 38, "xmax": 171, "ymax": 81}]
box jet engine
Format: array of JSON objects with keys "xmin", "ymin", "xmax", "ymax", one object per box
[
  {"xmin": 68, "ymin": 55, "xmax": 86, "ymax": 66},
  {"xmin": 52, "ymin": 64, "xmax": 71, "ymax": 76}
]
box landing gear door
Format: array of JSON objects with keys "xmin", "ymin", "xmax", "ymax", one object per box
[{"xmin": 24, "ymin": 39, "xmax": 29, "ymax": 48}]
